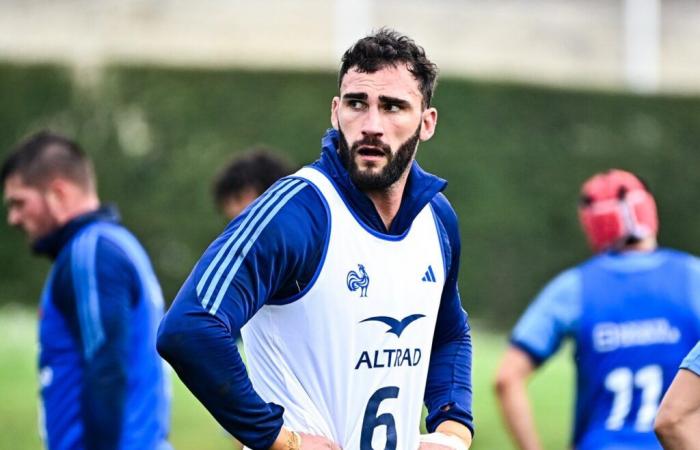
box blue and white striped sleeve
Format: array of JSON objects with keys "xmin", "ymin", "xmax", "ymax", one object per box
[
  {"xmin": 157, "ymin": 177, "xmax": 329, "ymax": 449},
  {"xmin": 70, "ymin": 227, "xmax": 137, "ymax": 450},
  {"xmin": 510, "ymin": 268, "xmax": 582, "ymax": 365},
  {"xmin": 195, "ymin": 178, "xmax": 311, "ymax": 317},
  {"xmin": 681, "ymin": 341, "xmax": 700, "ymax": 375}
]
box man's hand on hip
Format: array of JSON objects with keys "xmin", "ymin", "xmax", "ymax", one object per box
[
  {"xmin": 297, "ymin": 432, "xmax": 342, "ymax": 449},
  {"xmin": 267, "ymin": 428, "xmax": 341, "ymax": 450}
]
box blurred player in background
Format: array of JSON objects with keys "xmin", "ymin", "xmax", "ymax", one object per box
[
  {"xmin": 158, "ymin": 29, "xmax": 473, "ymax": 450},
  {"xmin": 2, "ymin": 131, "xmax": 171, "ymax": 450},
  {"xmin": 654, "ymin": 341, "xmax": 700, "ymax": 449},
  {"xmin": 494, "ymin": 169, "xmax": 700, "ymax": 450},
  {"xmin": 212, "ymin": 148, "xmax": 294, "ymax": 220}
]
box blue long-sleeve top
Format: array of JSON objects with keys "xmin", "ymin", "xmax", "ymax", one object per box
[
  {"xmin": 35, "ymin": 206, "xmax": 171, "ymax": 450},
  {"xmin": 157, "ymin": 129, "xmax": 473, "ymax": 448}
]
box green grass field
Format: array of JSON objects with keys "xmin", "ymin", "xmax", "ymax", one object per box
[{"xmin": 0, "ymin": 306, "xmax": 573, "ymax": 450}]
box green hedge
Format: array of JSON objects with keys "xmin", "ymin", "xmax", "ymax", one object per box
[{"xmin": 2, "ymin": 63, "xmax": 699, "ymax": 329}]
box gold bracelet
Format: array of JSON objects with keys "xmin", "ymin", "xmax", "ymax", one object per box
[{"xmin": 287, "ymin": 430, "xmax": 301, "ymax": 450}]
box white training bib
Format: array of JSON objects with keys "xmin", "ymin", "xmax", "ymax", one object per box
[{"xmin": 241, "ymin": 166, "xmax": 445, "ymax": 450}]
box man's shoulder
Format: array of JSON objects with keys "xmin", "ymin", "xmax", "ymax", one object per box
[
  {"xmin": 276, "ymin": 174, "xmax": 329, "ymax": 217},
  {"xmin": 430, "ymin": 192, "xmax": 457, "ymax": 216},
  {"xmin": 661, "ymin": 247, "xmax": 700, "ymax": 264},
  {"xmin": 542, "ymin": 267, "xmax": 582, "ymax": 295},
  {"xmin": 49, "ymin": 222, "xmax": 142, "ymax": 312},
  {"xmin": 429, "ymin": 193, "xmax": 458, "ymax": 232},
  {"xmin": 198, "ymin": 177, "xmax": 327, "ymax": 268},
  {"xmin": 65, "ymin": 220, "xmax": 148, "ymax": 280},
  {"xmin": 72, "ymin": 221, "xmax": 135, "ymax": 256},
  {"xmin": 225, "ymin": 176, "xmax": 325, "ymax": 236},
  {"xmin": 526, "ymin": 266, "xmax": 582, "ymax": 311}
]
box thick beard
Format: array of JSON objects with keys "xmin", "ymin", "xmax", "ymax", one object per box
[{"xmin": 338, "ymin": 125, "xmax": 421, "ymax": 192}]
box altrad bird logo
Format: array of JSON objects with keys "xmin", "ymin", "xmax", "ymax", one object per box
[
  {"xmin": 347, "ymin": 264, "xmax": 370, "ymax": 297},
  {"xmin": 360, "ymin": 314, "xmax": 426, "ymax": 337}
]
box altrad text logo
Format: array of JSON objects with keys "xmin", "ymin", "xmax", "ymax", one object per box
[{"xmin": 354, "ymin": 314, "xmax": 426, "ymax": 370}]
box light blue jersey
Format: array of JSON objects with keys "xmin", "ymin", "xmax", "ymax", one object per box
[
  {"xmin": 511, "ymin": 249, "xmax": 700, "ymax": 450},
  {"xmin": 680, "ymin": 341, "xmax": 700, "ymax": 375}
]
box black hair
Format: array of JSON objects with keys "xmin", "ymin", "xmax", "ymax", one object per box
[
  {"xmin": 1, "ymin": 130, "xmax": 95, "ymax": 190},
  {"xmin": 212, "ymin": 148, "xmax": 294, "ymax": 207},
  {"xmin": 338, "ymin": 28, "xmax": 438, "ymax": 108}
]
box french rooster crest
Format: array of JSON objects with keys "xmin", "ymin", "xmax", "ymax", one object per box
[{"xmin": 346, "ymin": 264, "xmax": 369, "ymax": 297}]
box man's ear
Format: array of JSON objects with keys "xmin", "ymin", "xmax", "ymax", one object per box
[
  {"xmin": 419, "ymin": 107, "xmax": 438, "ymax": 142},
  {"xmin": 330, "ymin": 96, "xmax": 340, "ymax": 129},
  {"xmin": 44, "ymin": 178, "xmax": 66, "ymax": 208}
]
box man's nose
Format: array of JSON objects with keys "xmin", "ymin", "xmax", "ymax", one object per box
[
  {"xmin": 361, "ymin": 106, "xmax": 384, "ymax": 137},
  {"xmin": 7, "ymin": 209, "xmax": 20, "ymax": 227}
]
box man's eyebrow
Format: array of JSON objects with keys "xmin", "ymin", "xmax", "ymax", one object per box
[
  {"xmin": 342, "ymin": 92, "xmax": 368, "ymax": 101},
  {"xmin": 379, "ymin": 95, "xmax": 411, "ymax": 107}
]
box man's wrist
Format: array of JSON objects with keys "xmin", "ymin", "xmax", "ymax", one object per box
[
  {"xmin": 435, "ymin": 420, "xmax": 472, "ymax": 447},
  {"xmin": 268, "ymin": 427, "xmax": 301, "ymax": 450},
  {"xmin": 287, "ymin": 430, "xmax": 301, "ymax": 450}
]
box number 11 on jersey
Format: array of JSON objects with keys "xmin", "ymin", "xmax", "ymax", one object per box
[{"xmin": 604, "ymin": 364, "xmax": 662, "ymax": 432}]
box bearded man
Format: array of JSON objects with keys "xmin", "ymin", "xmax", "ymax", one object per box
[{"xmin": 157, "ymin": 29, "xmax": 473, "ymax": 450}]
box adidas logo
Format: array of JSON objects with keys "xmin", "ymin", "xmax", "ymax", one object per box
[{"xmin": 421, "ymin": 265, "xmax": 436, "ymax": 283}]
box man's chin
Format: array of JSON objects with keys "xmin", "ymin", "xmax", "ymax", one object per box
[
  {"xmin": 354, "ymin": 160, "xmax": 386, "ymax": 173},
  {"xmin": 23, "ymin": 229, "xmax": 46, "ymax": 245}
]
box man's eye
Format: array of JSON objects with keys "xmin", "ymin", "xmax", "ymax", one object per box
[
  {"xmin": 383, "ymin": 103, "xmax": 403, "ymax": 112},
  {"xmin": 348, "ymin": 100, "xmax": 365, "ymax": 110}
]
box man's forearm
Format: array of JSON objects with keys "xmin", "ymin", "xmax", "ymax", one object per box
[
  {"xmin": 494, "ymin": 377, "xmax": 543, "ymax": 450},
  {"xmin": 157, "ymin": 309, "xmax": 283, "ymax": 449},
  {"xmin": 656, "ymin": 414, "xmax": 700, "ymax": 450},
  {"xmin": 494, "ymin": 347, "xmax": 542, "ymax": 450},
  {"xmin": 655, "ymin": 369, "xmax": 700, "ymax": 450},
  {"xmin": 424, "ymin": 331, "xmax": 474, "ymax": 433},
  {"xmin": 82, "ymin": 356, "xmax": 127, "ymax": 450}
]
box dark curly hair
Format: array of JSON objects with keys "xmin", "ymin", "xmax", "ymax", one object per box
[
  {"xmin": 338, "ymin": 28, "xmax": 438, "ymax": 108},
  {"xmin": 212, "ymin": 148, "xmax": 294, "ymax": 208}
]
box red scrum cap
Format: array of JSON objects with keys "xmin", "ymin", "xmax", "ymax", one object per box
[{"xmin": 578, "ymin": 169, "xmax": 658, "ymax": 252}]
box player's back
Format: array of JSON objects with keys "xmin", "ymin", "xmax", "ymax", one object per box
[
  {"xmin": 100, "ymin": 225, "xmax": 172, "ymax": 450},
  {"xmin": 572, "ymin": 249, "xmax": 700, "ymax": 450},
  {"xmin": 39, "ymin": 221, "xmax": 171, "ymax": 450}
]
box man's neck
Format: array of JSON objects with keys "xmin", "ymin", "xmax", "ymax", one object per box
[
  {"xmin": 364, "ymin": 171, "xmax": 409, "ymax": 230},
  {"xmin": 55, "ymin": 196, "xmax": 101, "ymax": 227},
  {"xmin": 621, "ymin": 236, "xmax": 658, "ymax": 252}
]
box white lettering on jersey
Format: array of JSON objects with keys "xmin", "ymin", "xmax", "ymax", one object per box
[{"xmin": 593, "ymin": 318, "xmax": 681, "ymax": 352}]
